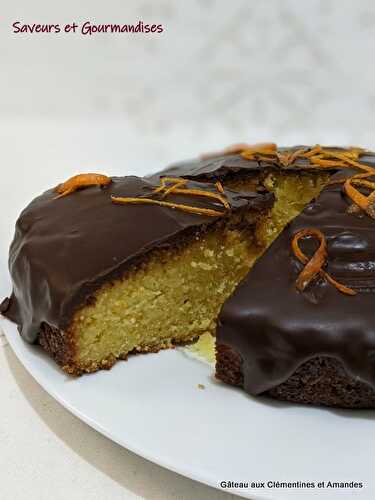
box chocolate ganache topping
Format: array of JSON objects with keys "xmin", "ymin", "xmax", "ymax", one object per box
[
  {"xmin": 217, "ymin": 170, "xmax": 375, "ymax": 394},
  {"xmin": 0, "ymin": 175, "xmax": 272, "ymax": 343}
]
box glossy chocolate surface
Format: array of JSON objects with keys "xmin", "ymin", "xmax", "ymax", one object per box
[{"xmin": 1, "ymin": 176, "xmax": 272, "ymax": 343}]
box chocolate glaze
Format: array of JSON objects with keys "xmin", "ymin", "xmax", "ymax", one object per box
[
  {"xmin": 1, "ymin": 175, "xmax": 272, "ymax": 343},
  {"xmin": 217, "ymin": 171, "xmax": 375, "ymax": 394}
]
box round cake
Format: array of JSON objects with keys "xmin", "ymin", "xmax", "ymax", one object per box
[{"xmin": 2, "ymin": 143, "xmax": 375, "ymax": 409}]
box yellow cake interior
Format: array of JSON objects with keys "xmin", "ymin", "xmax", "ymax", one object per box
[{"xmin": 67, "ymin": 171, "xmax": 328, "ymax": 374}]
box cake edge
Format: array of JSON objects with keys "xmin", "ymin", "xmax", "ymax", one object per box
[{"xmin": 215, "ymin": 344, "xmax": 375, "ymax": 409}]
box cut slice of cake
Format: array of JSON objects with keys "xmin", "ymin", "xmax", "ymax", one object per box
[
  {"xmin": 216, "ymin": 170, "xmax": 375, "ymax": 408},
  {"xmin": 0, "ymin": 174, "xmax": 273, "ymax": 374}
]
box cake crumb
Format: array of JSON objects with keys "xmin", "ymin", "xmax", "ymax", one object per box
[{"xmin": 197, "ymin": 383, "xmax": 205, "ymax": 390}]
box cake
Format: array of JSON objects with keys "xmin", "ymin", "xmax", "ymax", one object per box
[
  {"xmin": 153, "ymin": 144, "xmax": 375, "ymax": 408},
  {"xmin": 0, "ymin": 174, "xmax": 273, "ymax": 374},
  {"xmin": 2, "ymin": 143, "xmax": 375, "ymax": 410}
]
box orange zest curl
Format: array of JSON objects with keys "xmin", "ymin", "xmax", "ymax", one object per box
[
  {"xmin": 154, "ymin": 177, "xmax": 230, "ymax": 209},
  {"xmin": 291, "ymin": 228, "xmax": 356, "ymax": 296},
  {"xmin": 55, "ymin": 173, "xmax": 111, "ymax": 198},
  {"xmin": 111, "ymin": 177, "xmax": 231, "ymax": 217},
  {"xmin": 201, "ymin": 143, "xmax": 261, "ymax": 160},
  {"xmin": 344, "ymin": 172, "xmax": 375, "ymax": 219},
  {"xmin": 240, "ymin": 142, "xmax": 277, "ymax": 157},
  {"xmin": 215, "ymin": 180, "xmax": 225, "ymax": 194},
  {"xmin": 111, "ymin": 197, "xmax": 225, "ymax": 217},
  {"xmin": 153, "ymin": 176, "xmax": 187, "ymax": 196}
]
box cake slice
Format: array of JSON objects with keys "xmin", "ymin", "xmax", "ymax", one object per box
[
  {"xmin": 216, "ymin": 170, "xmax": 375, "ymax": 408},
  {"xmin": 0, "ymin": 174, "xmax": 273, "ymax": 374}
]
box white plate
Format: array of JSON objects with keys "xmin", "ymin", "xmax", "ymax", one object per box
[{"xmin": 2, "ymin": 317, "xmax": 375, "ymax": 500}]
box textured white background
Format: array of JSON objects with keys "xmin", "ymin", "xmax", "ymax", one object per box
[{"xmin": 2, "ymin": 1, "xmax": 375, "ymax": 499}]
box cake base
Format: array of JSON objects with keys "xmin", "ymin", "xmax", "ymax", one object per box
[
  {"xmin": 216, "ymin": 344, "xmax": 375, "ymax": 409},
  {"xmin": 39, "ymin": 322, "xmax": 199, "ymax": 375}
]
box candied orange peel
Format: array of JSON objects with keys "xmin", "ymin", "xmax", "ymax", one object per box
[
  {"xmin": 111, "ymin": 177, "xmax": 231, "ymax": 217},
  {"xmin": 55, "ymin": 173, "xmax": 111, "ymax": 198},
  {"xmin": 291, "ymin": 228, "xmax": 356, "ymax": 296}
]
